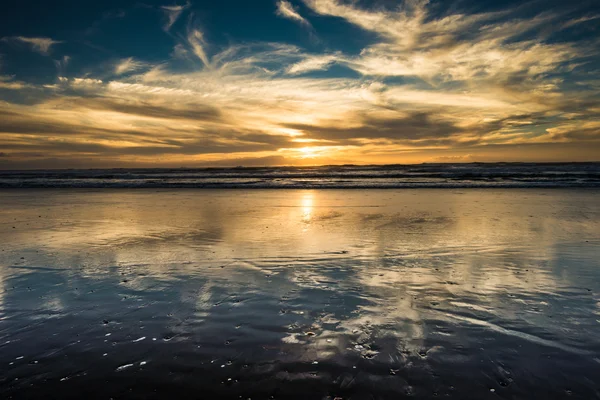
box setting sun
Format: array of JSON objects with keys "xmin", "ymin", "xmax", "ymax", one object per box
[{"xmin": 298, "ymin": 147, "xmax": 319, "ymax": 158}]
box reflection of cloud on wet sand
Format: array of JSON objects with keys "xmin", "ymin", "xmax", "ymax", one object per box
[{"xmin": 1, "ymin": 189, "xmax": 599, "ymax": 394}]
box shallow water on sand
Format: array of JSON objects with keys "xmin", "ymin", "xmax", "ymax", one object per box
[{"xmin": 0, "ymin": 189, "xmax": 599, "ymax": 399}]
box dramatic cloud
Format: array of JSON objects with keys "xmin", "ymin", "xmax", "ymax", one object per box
[
  {"xmin": 301, "ymin": 0, "xmax": 588, "ymax": 86},
  {"xmin": 2, "ymin": 36, "xmax": 62, "ymax": 55},
  {"xmin": 0, "ymin": 0, "xmax": 598, "ymax": 167}
]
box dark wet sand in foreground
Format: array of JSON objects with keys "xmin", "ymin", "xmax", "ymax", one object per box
[{"xmin": 0, "ymin": 189, "xmax": 599, "ymax": 399}]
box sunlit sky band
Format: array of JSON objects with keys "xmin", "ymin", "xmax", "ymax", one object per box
[{"xmin": 0, "ymin": 0, "xmax": 599, "ymax": 168}]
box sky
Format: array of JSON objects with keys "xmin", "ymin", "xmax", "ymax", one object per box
[{"xmin": 0, "ymin": 0, "xmax": 599, "ymax": 168}]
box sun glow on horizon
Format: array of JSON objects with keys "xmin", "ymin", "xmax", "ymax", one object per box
[
  {"xmin": 298, "ymin": 147, "xmax": 319, "ymax": 158},
  {"xmin": 0, "ymin": 0, "xmax": 598, "ymax": 169}
]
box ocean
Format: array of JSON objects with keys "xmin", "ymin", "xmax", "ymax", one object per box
[{"xmin": 1, "ymin": 163, "xmax": 599, "ymax": 188}]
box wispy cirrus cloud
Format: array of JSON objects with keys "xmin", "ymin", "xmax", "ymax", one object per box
[
  {"xmin": 286, "ymin": 54, "xmax": 338, "ymax": 74},
  {"xmin": 301, "ymin": 0, "xmax": 582, "ymax": 84},
  {"xmin": 276, "ymin": 0, "xmax": 319, "ymax": 41},
  {"xmin": 54, "ymin": 55, "xmax": 70, "ymax": 76},
  {"xmin": 2, "ymin": 36, "xmax": 63, "ymax": 55},
  {"xmin": 187, "ymin": 28, "xmax": 211, "ymax": 67},
  {"xmin": 114, "ymin": 57, "xmax": 147, "ymax": 75},
  {"xmin": 161, "ymin": 2, "xmax": 190, "ymax": 32},
  {"xmin": 276, "ymin": 0, "xmax": 312, "ymax": 28}
]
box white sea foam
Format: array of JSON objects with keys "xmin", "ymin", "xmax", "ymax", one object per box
[{"xmin": 1, "ymin": 164, "xmax": 598, "ymax": 188}]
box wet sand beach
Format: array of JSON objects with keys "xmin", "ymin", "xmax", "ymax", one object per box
[{"xmin": 0, "ymin": 189, "xmax": 599, "ymax": 399}]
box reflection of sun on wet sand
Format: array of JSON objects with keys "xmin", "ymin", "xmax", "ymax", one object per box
[
  {"xmin": 0, "ymin": 189, "xmax": 599, "ymax": 398},
  {"xmin": 301, "ymin": 192, "xmax": 313, "ymax": 225}
]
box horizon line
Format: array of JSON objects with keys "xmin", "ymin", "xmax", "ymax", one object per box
[{"xmin": 2, "ymin": 160, "xmax": 600, "ymax": 173}]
